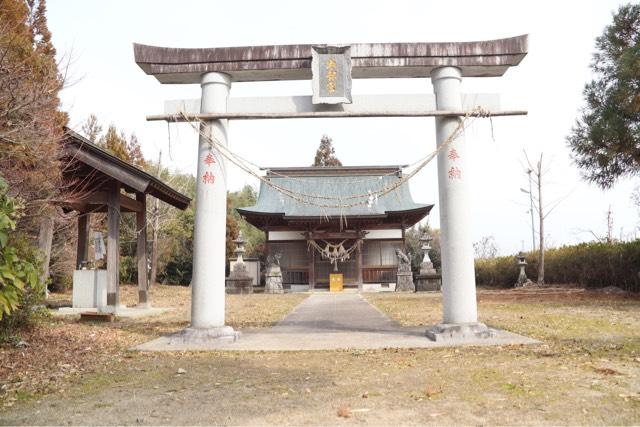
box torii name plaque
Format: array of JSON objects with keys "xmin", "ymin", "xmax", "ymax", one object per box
[{"xmin": 311, "ymin": 45, "xmax": 352, "ymax": 105}]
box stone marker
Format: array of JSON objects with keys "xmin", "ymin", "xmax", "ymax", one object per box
[
  {"xmin": 415, "ymin": 233, "xmax": 441, "ymax": 292},
  {"xmin": 395, "ymin": 248, "xmax": 415, "ymax": 292},
  {"xmin": 225, "ymin": 231, "xmax": 253, "ymax": 294},
  {"xmin": 265, "ymin": 252, "xmax": 284, "ymax": 294}
]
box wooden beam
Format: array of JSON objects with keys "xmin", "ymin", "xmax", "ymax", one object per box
[
  {"xmin": 356, "ymin": 242, "xmax": 363, "ymax": 290},
  {"xmin": 147, "ymin": 109, "xmax": 528, "ymax": 122},
  {"xmin": 76, "ymin": 192, "xmax": 144, "ymax": 213},
  {"xmin": 76, "ymin": 214, "xmax": 90, "ymax": 269},
  {"xmin": 308, "ymin": 242, "xmax": 315, "ymax": 290},
  {"xmin": 107, "ymin": 183, "xmax": 120, "ymax": 309},
  {"xmin": 136, "ymin": 192, "xmax": 149, "ymax": 307},
  {"xmin": 307, "ymin": 231, "xmax": 367, "ymax": 240},
  {"xmin": 165, "ymin": 93, "xmax": 503, "ymax": 115}
]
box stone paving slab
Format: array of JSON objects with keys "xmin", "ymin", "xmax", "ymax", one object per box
[
  {"xmin": 57, "ymin": 306, "xmax": 173, "ymax": 319},
  {"xmin": 135, "ymin": 294, "xmax": 539, "ymax": 352}
]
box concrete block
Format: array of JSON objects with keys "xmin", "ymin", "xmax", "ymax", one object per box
[
  {"xmin": 425, "ymin": 322, "xmax": 495, "ymax": 342},
  {"xmin": 72, "ymin": 269, "xmax": 107, "ymax": 309}
]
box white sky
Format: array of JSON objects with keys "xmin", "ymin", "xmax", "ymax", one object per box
[{"xmin": 48, "ymin": 0, "xmax": 638, "ymax": 255}]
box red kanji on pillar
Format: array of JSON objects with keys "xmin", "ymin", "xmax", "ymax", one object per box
[
  {"xmin": 448, "ymin": 148, "xmax": 460, "ymax": 161},
  {"xmin": 448, "ymin": 166, "xmax": 462, "ymax": 180},
  {"xmin": 204, "ymin": 152, "xmax": 216, "ymax": 166},
  {"xmin": 202, "ymin": 171, "xmax": 215, "ymax": 184}
]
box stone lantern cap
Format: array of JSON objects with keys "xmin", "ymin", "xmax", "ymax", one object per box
[
  {"xmin": 420, "ymin": 233, "xmax": 433, "ymax": 250},
  {"xmin": 516, "ymin": 252, "xmax": 527, "ymax": 265}
]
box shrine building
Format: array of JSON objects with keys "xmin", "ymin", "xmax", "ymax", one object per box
[{"xmin": 238, "ymin": 166, "xmax": 433, "ymax": 290}]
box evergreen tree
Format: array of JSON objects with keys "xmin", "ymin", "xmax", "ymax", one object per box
[
  {"xmin": 567, "ymin": 4, "xmax": 640, "ymax": 188},
  {"xmin": 0, "ymin": 0, "xmax": 67, "ymax": 222},
  {"xmin": 312, "ymin": 135, "xmax": 342, "ymax": 167},
  {"xmin": 82, "ymin": 116, "xmax": 146, "ymax": 168}
]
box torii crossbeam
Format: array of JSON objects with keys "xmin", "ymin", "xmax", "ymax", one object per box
[{"xmin": 134, "ymin": 35, "xmax": 528, "ymax": 344}]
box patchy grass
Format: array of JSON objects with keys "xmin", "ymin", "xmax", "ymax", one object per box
[
  {"xmin": 0, "ymin": 285, "xmax": 305, "ymax": 408},
  {"xmin": 1, "ymin": 287, "xmax": 639, "ymax": 425}
]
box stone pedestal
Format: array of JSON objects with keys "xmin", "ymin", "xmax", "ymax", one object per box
[
  {"xmin": 415, "ymin": 259, "xmax": 441, "ymax": 292},
  {"xmin": 226, "ymin": 259, "xmax": 253, "ymax": 294},
  {"xmin": 395, "ymin": 271, "xmax": 415, "ymax": 292},
  {"xmin": 425, "ymin": 322, "xmax": 495, "ymax": 342},
  {"xmin": 415, "ymin": 274, "xmax": 441, "ymax": 292},
  {"xmin": 265, "ymin": 265, "xmax": 284, "ymax": 294}
]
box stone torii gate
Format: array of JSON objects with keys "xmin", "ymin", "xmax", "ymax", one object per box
[{"xmin": 134, "ymin": 35, "xmax": 528, "ymax": 343}]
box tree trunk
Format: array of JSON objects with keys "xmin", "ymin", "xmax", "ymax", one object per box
[
  {"xmin": 38, "ymin": 215, "xmax": 54, "ymax": 298},
  {"xmin": 537, "ymin": 158, "xmax": 545, "ymax": 285},
  {"xmin": 149, "ymin": 204, "xmax": 159, "ymax": 287},
  {"xmin": 149, "ymin": 151, "xmax": 161, "ymax": 287}
]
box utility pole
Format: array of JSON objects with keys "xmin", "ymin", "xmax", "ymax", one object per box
[
  {"xmin": 149, "ymin": 150, "xmax": 161, "ymax": 287},
  {"xmin": 536, "ymin": 155, "xmax": 544, "ymax": 285}
]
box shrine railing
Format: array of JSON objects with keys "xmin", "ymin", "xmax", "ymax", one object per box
[
  {"xmin": 282, "ymin": 268, "xmax": 309, "ymax": 284},
  {"xmin": 363, "ymin": 267, "xmax": 397, "ymax": 283}
]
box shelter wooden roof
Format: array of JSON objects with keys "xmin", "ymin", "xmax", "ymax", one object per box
[{"xmin": 60, "ymin": 128, "xmax": 191, "ymax": 212}]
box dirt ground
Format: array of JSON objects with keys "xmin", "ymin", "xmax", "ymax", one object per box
[{"xmin": 1, "ymin": 286, "xmax": 639, "ymax": 425}]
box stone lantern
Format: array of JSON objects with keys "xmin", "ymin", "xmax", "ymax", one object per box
[
  {"xmin": 514, "ymin": 252, "xmax": 531, "ymax": 288},
  {"xmin": 225, "ymin": 231, "xmax": 253, "ymax": 294},
  {"xmin": 415, "ymin": 233, "xmax": 441, "ymax": 292},
  {"xmin": 233, "ymin": 231, "xmax": 246, "ymax": 264},
  {"xmin": 420, "ymin": 233, "xmax": 436, "ymax": 275}
]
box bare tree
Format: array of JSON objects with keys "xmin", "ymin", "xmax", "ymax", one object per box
[
  {"xmin": 473, "ymin": 235, "xmax": 498, "ymax": 259},
  {"xmin": 522, "ymin": 151, "xmax": 572, "ymax": 286}
]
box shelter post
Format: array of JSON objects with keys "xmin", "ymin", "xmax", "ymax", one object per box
[
  {"xmin": 107, "ymin": 182, "xmax": 121, "ymax": 309},
  {"xmin": 136, "ymin": 192, "xmax": 149, "ymax": 307},
  {"xmin": 76, "ymin": 214, "xmax": 90, "ymax": 269}
]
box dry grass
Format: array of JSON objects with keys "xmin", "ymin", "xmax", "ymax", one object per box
[
  {"xmin": 0, "ymin": 285, "xmax": 305, "ymax": 408},
  {"xmin": 1, "ymin": 287, "xmax": 639, "ymax": 425}
]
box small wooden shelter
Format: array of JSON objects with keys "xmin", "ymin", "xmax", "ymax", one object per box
[{"xmin": 59, "ymin": 128, "xmax": 190, "ymax": 309}]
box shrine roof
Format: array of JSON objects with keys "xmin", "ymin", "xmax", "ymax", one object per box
[
  {"xmin": 237, "ymin": 166, "xmax": 432, "ymax": 227},
  {"xmin": 134, "ymin": 35, "xmax": 528, "ymax": 83},
  {"xmin": 60, "ymin": 128, "xmax": 191, "ymax": 210}
]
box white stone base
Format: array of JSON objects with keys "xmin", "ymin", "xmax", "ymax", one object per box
[
  {"xmin": 289, "ymin": 284, "xmax": 310, "ymax": 292},
  {"xmin": 56, "ymin": 306, "xmax": 172, "ymax": 319},
  {"xmin": 167, "ymin": 327, "xmax": 240, "ymax": 345},
  {"xmin": 361, "ymin": 283, "xmax": 396, "ymax": 292},
  {"xmin": 425, "ymin": 322, "xmax": 495, "ymax": 342}
]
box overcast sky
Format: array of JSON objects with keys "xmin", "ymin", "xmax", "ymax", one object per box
[{"xmin": 47, "ymin": 0, "xmax": 638, "ymax": 255}]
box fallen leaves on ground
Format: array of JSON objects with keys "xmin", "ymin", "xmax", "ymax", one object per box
[{"xmin": 337, "ymin": 404, "xmax": 351, "ymax": 418}]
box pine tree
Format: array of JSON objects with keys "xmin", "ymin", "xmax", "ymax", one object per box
[
  {"xmin": 312, "ymin": 135, "xmax": 343, "ymax": 167},
  {"xmin": 566, "ymin": 4, "xmax": 640, "ymax": 188}
]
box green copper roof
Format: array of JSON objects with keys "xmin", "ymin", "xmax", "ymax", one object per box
[{"xmin": 237, "ymin": 166, "xmax": 431, "ymax": 219}]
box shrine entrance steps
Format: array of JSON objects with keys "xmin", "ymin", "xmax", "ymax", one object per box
[{"xmin": 135, "ymin": 294, "xmax": 537, "ymax": 351}]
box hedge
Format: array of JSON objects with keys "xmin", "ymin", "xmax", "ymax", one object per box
[{"xmin": 475, "ymin": 240, "xmax": 640, "ymax": 291}]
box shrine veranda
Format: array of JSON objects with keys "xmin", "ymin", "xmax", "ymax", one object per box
[{"xmin": 134, "ymin": 36, "xmax": 528, "ymax": 345}]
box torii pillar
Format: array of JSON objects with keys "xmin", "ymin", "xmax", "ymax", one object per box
[
  {"xmin": 183, "ymin": 72, "xmax": 238, "ymax": 341},
  {"xmin": 426, "ymin": 66, "xmax": 492, "ymax": 341}
]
